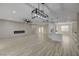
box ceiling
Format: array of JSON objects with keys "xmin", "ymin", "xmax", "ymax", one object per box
[{"xmin": 0, "ymin": 3, "xmax": 78, "ymax": 23}]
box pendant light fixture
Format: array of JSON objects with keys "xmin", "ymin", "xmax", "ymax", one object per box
[{"xmin": 31, "ymin": 3, "xmax": 48, "ymax": 20}]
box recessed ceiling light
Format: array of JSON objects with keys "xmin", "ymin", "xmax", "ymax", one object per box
[{"xmin": 12, "ymin": 10, "xmax": 16, "ymax": 14}]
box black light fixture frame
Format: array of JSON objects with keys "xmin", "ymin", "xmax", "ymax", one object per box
[{"xmin": 32, "ymin": 8, "xmax": 48, "ymax": 19}]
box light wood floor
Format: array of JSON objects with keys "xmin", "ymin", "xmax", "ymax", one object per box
[{"xmin": 0, "ymin": 31, "xmax": 78, "ymax": 56}]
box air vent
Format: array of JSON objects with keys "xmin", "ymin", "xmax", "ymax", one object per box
[{"xmin": 14, "ymin": 30, "xmax": 25, "ymax": 34}]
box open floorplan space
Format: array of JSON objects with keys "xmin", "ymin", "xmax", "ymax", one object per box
[{"xmin": 0, "ymin": 3, "xmax": 78, "ymax": 56}]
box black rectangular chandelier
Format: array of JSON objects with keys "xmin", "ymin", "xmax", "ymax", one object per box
[{"xmin": 31, "ymin": 8, "xmax": 48, "ymax": 19}]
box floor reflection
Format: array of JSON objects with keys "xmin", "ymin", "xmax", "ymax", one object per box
[
  {"xmin": 62, "ymin": 35, "xmax": 71, "ymax": 47},
  {"xmin": 0, "ymin": 25, "xmax": 78, "ymax": 56}
]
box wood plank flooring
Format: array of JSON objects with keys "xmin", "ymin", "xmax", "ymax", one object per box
[{"xmin": 0, "ymin": 31, "xmax": 78, "ymax": 56}]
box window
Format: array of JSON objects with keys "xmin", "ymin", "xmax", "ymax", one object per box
[{"xmin": 61, "ymin": 25, "xmax": 69, "ymax": 32}]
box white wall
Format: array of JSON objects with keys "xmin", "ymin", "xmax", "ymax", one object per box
[
  {"xmin": 0, "ymin": 20, "xmax": 35, "ymax": 39},
  {"xmin": 77, "ymin": 13, "xmax": 79, "ymax": 40},
  {"xmin": 72, "ymin": 22, "xmax": 77, "ymax": 33}
]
